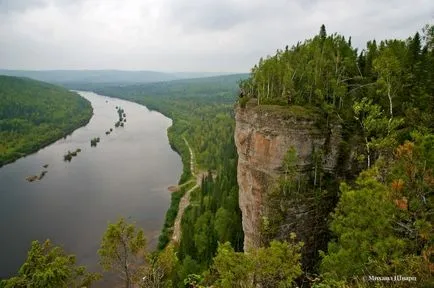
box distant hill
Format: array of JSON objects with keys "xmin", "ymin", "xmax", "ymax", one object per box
[
  {"xmin": 0, "ymin": 70, "xmax": 246, "ymax": 85},
  {"xmin": 172, "ymin": 72, "xmax": 241, "ymax": 79},
  {"xmin": 63, "ymin": 73, "xmax": 250, "ymax": 101},
  {"xmin": 0, "ymin": 70, "xmax": 180, "ymax": 84}
]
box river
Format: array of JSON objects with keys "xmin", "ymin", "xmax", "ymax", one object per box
[{"xmin": 0, "ymin": 91, "xmax": 182, "ymax": 279}]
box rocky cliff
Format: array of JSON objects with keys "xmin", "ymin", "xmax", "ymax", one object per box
[{"xmin": 234, "ymin": 100, "xmax": 341, "ymax": 268}]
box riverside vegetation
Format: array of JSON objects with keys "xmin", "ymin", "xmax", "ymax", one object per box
[
  {"xmin": 2, "ymin": 25, "xmax": 434, "ymax": 287},
  {"xmin": 0, "ymin": 76, "xmax": 92, "ymax": 167}
]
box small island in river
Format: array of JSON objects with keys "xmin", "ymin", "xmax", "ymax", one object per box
[
  {"xmin": 64, "ymin": 148, "xmax": 82, "ymax": 161},
  {"xmin": 90, "ymin": 137, "xmax": 100, "ymax": 147},
  {"xmin": 26, "ymin": 170, "xmax": 48, "ymax": 182}
]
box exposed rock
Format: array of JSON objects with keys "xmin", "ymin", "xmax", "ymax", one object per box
[{"xmin": 234, "ymin": 100, "xmax": 341, "ymax": 267}]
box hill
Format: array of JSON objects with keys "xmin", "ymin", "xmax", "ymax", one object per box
[
  {"xmin": 0, "ymin": 76, "xmax": 92, "ymax": 166},
  {"xmin": 64, "ymin": 73, "xmax": 249, "ymax": 102},
  {"xmin": 0, "ymin": 70, "xmax": 179, "ymax": 84}
]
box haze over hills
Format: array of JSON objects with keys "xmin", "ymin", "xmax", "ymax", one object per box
[
  {"xmin": 62, "ymin": 73, "xmax": 250, "ymax": 101},
  {"xmin": 0, "ymin": 70, "xmax": 245, "ymax": 85}
]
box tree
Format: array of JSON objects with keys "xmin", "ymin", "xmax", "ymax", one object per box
[
  {"xmin": 353, "ymin": 98, "xmax": 402, "ymax": 168},
  {"xmin": 210, "ymin": 238, "xmax": 303, "ymax": 288},
  {"xmin": 140, "ymin": 244, "xmax": 178, "ymax": 288},
  {"xmin": 210, "ymin": 242, "xmax": 254, "ymax": 288},
  {"xmin": 214, "ymin": 208, "xmax": 233, "ymax": 243},
  {"xmin": 98, "ymin": 217, "xmax": 147, "ymax": 288},
  {"xmin": 320, "ymin": 169, "xmax": 406, "ymax": 280},
  {"xmin": 194, "ymin": 211, "xmax": 215, "ymax": 262},
  {"xmin": 319, "ymin": 24, "xmax": 327, "ymax": 40},
  {"xmin": 320, "ymin": 143, "xmax": 434, "ymax": 287},
  {"xmin": 1, "ymin": 240, "xmax": 100, "ymax": 288},
  {"xmin": 373, "ymin": 42, "xmax": 404, "ymax": 127}
]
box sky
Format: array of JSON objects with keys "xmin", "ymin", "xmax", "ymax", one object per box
[{"xmin": 0, "ymin": 0, "xmax": 433, "ymax": 72}]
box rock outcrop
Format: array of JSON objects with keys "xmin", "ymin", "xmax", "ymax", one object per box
[{"xmin": 235, "ymin": 100, "xmax": 341, "ymax": 267}]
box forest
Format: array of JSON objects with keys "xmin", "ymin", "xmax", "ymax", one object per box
[
  {"xmin": 2, "ymin": 24, "xmax": 434, "ymax": 287},
  {"xmin": 0, "ymin": 76, "xmax": 93, "ymax": 167}
]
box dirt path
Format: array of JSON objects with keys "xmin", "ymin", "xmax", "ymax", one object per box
[
  {"xmin": 171, "ymin": 137, "xmax": 202, "ymax": 243},
  {"xmin": 172, "ymin": 183, "xmax": 198, "ymax": 242}
]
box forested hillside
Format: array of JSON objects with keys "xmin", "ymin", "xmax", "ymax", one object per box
[{"xmin": 0, "ymin": 76, "xmax": 92, "ymax": 166}]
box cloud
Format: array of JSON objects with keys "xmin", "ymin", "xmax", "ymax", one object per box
[{"xmin": 0, "ymin": 0, "xmax": 433, "ymax": 72}]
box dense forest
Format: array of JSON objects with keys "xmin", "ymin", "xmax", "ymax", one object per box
[
  {"xmin": 0, "ymin": 76, "xmax": 93, "ymax": 167},
  {"xmin": 2, "ymin": 24, "xmax": 434, "ymax": 287}
]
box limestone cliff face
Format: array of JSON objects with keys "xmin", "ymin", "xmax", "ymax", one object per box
[{"xmin": 235, "ymin": 100, "xmax": 341, "ymax": 265}]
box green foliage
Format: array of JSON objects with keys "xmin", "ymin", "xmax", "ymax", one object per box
[
  {"xmin": 0, "ymin": 76, "xmax": 92, "ymax": 166},
  {"xmin": 320, "ymin": 135, "xmax": 434, "ymax": 286},
  {"xmin": 244, "ymin": 26, "xmax": 358, "ymax": 109},
  {"xmin": 178, "ymin": 164, "xmax": 244, "ymax": 270},
  {"xmin": 98, "ymin": 217, "xmax": 147, "ymax": 288},
  {"xmin": 1, "ymin": 240, "xmax": 100, "ymax": 288},
  {"xmin": 140, "ymin": 243, "xmax": 179, "ymax": 288},
  {"xmin": 320, "ymin": 169, "xmax": 405, "ymax": 279},
  {"xmin": 352, "ymin": 97, "xmax": 403, "ymax": 167},
  {"xmin": 183, "ymin": 274, "xmax": 205, "ymax": 288},
  {"xmin": 209, "ymin": 238, "xmax": 303, "ymax": 288},
  {"xmin": 176, "ymin": 256, "xmax": 202, "ymax": 288}
]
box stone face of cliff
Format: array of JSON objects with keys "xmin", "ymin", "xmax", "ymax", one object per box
[{"xmin": 234, "ymin": 101, "xmax": 341, "ymax": 266}]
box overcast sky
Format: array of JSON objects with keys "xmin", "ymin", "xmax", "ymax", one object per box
[{"xmin": 0, "ymin": 0, "xmax": 433, "ymax": 72}]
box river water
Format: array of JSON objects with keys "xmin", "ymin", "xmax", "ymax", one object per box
[{"xmin": 0, "ymin": 91, "xmax": 182, "ymax": 278}]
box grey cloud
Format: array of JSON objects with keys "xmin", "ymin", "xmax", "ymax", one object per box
[
  {"xmin": 164, "ymin": 0, "xmax": 252, "ymax": 32},
  {"xmin": 164, "ymin": 0, "xmax": 308, "ymax": 33},
  {"xmin": 0, "ymin": 0, "xmax": 433, "ymax": 72}
]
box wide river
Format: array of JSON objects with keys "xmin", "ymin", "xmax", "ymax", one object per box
[{"xmin": 0, "ymin": 91, "xmax": 182, "ymax": 279}]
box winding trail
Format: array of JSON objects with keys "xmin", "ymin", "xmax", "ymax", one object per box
[{"xmin": 171, "ymin": 137, "xmax": 201, "ymax": 243}]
